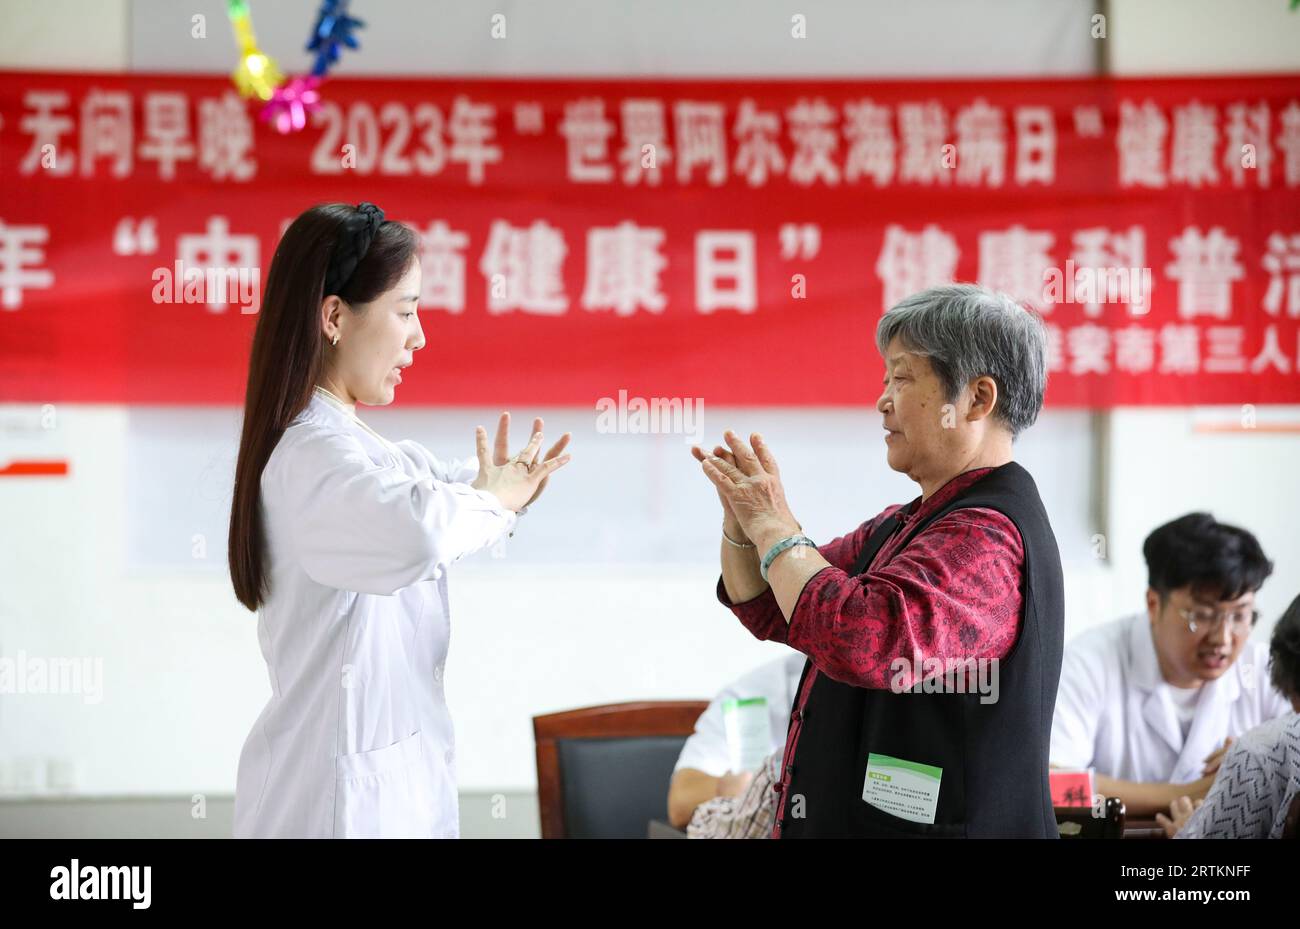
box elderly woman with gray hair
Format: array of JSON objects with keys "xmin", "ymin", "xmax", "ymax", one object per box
[{"xmin": 691, "ymin": 283, "xmax": 1065, "ymax": 838}]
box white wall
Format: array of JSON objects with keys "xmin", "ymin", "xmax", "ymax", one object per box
[
  {"xmin": 0, "ymin": 0, "xmax": 128, "ymax": 72},
  {"xmin": 126, "ymin": 0, "xmax": 1098, "ymax": 77},
  {"xmin": 1109, "ymin": 0, "xmax": 1300, "ymax": 75},
  {"xmin": 1, "ymin": 0, "xmax": 1296, "ymax": 813}
]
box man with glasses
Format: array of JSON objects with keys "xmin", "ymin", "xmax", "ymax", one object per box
[{"xmin": 1050, "ymin": 513, "xmax": 1291, "ymax": 817}]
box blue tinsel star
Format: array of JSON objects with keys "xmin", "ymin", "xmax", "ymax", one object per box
[{"xmin": 306, "ymin": 0, "xmax": 365, "ymax": 76}]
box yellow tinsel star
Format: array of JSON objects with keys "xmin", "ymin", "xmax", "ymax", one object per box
[
  {"xmin": 229, "ymin": 13, "xmax": 283, "ymax": 100},
  {"xmin": 232, "ymin": 48, "xmax": 284, "ymax": 101}
]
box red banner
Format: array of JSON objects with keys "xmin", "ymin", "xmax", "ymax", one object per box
[{"xmin": 1, "ymin": 70, "xmax": 1298, "ymax": 406}]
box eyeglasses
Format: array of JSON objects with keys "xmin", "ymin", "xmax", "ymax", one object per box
[{"xmin": 1176, "ymin": 607, "xmax": 1260, "ymax": 635}]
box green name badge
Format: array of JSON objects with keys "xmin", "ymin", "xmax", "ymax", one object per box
[{"xmin": 862, "ymin": 752, "xmax": 943, "ymax": 824}]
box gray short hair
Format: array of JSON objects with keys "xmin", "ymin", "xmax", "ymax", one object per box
[{"xmin": 875, "ymin": 283, "xmax": 1048, "ymax": 439}]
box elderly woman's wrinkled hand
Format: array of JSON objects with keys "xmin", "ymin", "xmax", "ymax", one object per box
[{"xmin": 695, "ymin": 429, "xmax": 801, "ymax": 548}]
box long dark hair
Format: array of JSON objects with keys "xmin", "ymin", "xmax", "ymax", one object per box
[{"xmin": 228, "ymin": 202, "xmax": 419, "ymax": 611}]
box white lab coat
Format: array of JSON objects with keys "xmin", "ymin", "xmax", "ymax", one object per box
[
  {"xmin": 1050, "ymin": 612, "xmax": 1292, "ymax": 785},
  {"xmin": 233, "ymin": 388, "xmax": 517, "ymax": 838}
]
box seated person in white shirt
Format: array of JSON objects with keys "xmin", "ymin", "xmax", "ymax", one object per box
[
  {"xmin": 667, "ymin": 652, "xmax": 805, "ymax": 829},
  {"xmin": 1160, "ymin": 593, "xmax": 1300, "ymax": 838},
  {"xmin": 1051, "ymin": 512, "xmax": 1291, "ymax": 817}
]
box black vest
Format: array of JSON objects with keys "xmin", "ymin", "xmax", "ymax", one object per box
[{"xmin": 779, "ymin": 461, "xmax": 1064, "ymax": 838}]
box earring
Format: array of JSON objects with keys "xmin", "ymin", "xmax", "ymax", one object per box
[{"xmin": 331, "ymin": 334, "xmax": 339, "ymax": 346}]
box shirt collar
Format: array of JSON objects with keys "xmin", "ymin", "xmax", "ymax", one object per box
[
  {"xmin": 896, "ymin": 465, "xmax": 998, "ymax": 524},
  {"xmin": 291, "ymin": 386, "xmax": 355, "ymax": 432},
  {"xmin": 1127, "ymin": 612, "xmax": 1166, "ymax": 692},
  {"xmin": 303, "ymin": 385, "xmax": 401, "ymax": 456},
  {"xmin": 1126, "ymin": 613, "xmax": 1244, "ymax": 760},
  {"xmin": 313, "ymin": 384, "xmax": 357, "ymax": 418}
]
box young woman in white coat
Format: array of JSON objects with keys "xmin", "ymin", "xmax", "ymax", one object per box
[{"xmin": 228, "ymin": 202, "xmax": 571, "ymax": 838}]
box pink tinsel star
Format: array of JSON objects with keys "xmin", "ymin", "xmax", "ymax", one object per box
[{"xmin": 259, "ymin": 76, "xmax": 323, "ymax": 134}]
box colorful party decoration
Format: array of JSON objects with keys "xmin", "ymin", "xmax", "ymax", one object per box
[
  {"xmin": 259, "ymin": 75, "xmax": 323, "ymax": 134},
  {"xmin": 227, "ymin": 3, "xmax": 283, "ymax": 101},
  {"xmin": 307, "ymin": 0, "xmax": 366, "ymax": 77},
  {"xmin": 224, "ymin": 0, "xmax": 364, "ymax": 133}
]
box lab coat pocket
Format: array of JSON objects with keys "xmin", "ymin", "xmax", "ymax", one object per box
[{"xmin": 333, "ymin": 729, "xmax": 435, "ymax": 838}]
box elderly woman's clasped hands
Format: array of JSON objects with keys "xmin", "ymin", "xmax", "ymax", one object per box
[{"xmin": 690, "ymin": 430, "xmax": 803, "ymax": 552}]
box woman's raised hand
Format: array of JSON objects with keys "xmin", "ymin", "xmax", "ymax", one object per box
[
  {"xmin": 471, "ymin": 412, "xmax": 572, "ymax": 512},
  {"xmin": 690, "ymin": 443, "xmax": 748, "ymax": 541},
  {"xmin": 694, "ymin": 430, "xmax": 800, "ymax": 545}
]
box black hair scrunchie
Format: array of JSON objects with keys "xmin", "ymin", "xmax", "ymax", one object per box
[{"xmin": 323, "ymin": 201, "xmax": 386, "ymax": 297}]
